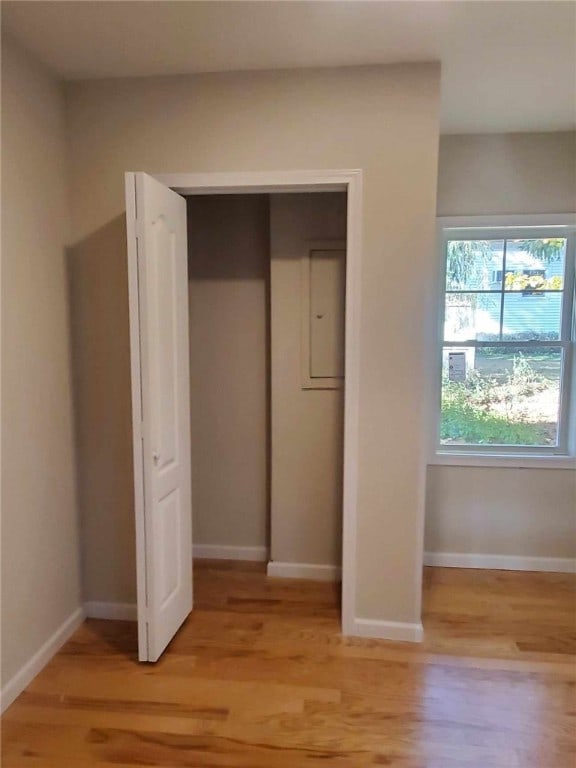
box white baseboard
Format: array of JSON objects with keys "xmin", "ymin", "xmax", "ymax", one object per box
[
  {"xmin": 193, "ymin": 544, "xmax": 268, "ymax": 562},
  {"xmin": 1, "ymin": 606, "xmax": 85, "ymax": 715},
  {"xmin": 351, "ymin": 617, "xmax": 424, "ymax": 643},
  {"xmin": 424, "ymin": 551, "xmax": 576, "ymax": 573},
  {"xmin": 84, "ymin": 601, "xmax": 138, "ymax": 620},
  {"xmin": 266, "ymin": 561, "xmax": 341, "ymax": 581}
]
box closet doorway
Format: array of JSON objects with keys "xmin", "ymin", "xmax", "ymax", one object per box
[{"xmin": 125, "ymin": 171, "xmax": 362, "ymax": 661}]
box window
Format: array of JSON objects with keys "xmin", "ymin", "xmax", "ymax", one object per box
[{"xmin": 435, "ymin": 219, "xmax": 575, "ymax": 461}]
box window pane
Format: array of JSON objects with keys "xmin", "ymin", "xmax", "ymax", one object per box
[
  {"xmin": 440, "ymin": 346, "xmax": 562, "ymax": 447},
  {"xmin": 504, "ymin": 238, "xmax": 566, "ymax": 292},
  {"xmin": 444, "ymin": 293, "xmax": 501, "ymax": 341},
  {"xmin": 502, "ymin": 292, "xmax": 562, "ymax": 341},
  {"xmin": 446, "ymin": 240, "xmax": 504, "ymax": 290}
]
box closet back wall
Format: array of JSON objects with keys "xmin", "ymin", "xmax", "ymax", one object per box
[
  {"xmin": 187, "ymin": 195, "xmax": 269, "ymax": 553},
  {"xmin": 270, "ymin": 193, "xmax": 346, "ymax": 568}
]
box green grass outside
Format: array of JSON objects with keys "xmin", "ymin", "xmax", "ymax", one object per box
[
  {"xmin": 440, "ymin": 393, "xmax": 546, "ymax": 445},
  {"xmin": 440, "ymin": 350, "xmax": 557, "ymax": 446}
]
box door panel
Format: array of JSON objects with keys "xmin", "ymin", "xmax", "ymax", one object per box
[
  {"xmin": 310, "ymin": 248, "xmax": 346, "ymax": 378},
  {"xmin": 150, "ymin": 219, "xmax": 178, "ymax": 470},
  {"xmin": 126, "ymin": 172, "xmax": 192, "ymax": 662},
  {"xmin": 157, "ymin": 488, "xmax": 181, "ymax": 608}
]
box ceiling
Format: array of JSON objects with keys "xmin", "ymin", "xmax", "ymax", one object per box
[{"xmin": 2, "ymin": 1, "xmax": 575, "ymax": 134}]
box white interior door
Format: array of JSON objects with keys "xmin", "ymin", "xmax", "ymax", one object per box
[{"xmin": 126, "ymin": 172, "xmax": 192, "ymax": 662}]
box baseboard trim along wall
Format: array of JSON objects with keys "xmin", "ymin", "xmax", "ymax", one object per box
[
  {"xmin": 193, "ymin": 544, "xmax": 268, "ymax": 561},
  {"xmin": 266, "ymin": 561, "xmax": 342, "ymax": 581},
  {"xmin": 424, "ymin": 551, "xmax": 576, "ymax": 573},
  {"xmin": 84, "ymin": 601, "xmax": 138, "ymax": 620},
  {"xmin": 1, "ymin": 606, "xmax": 85, "ymax": 715},
  {"xmin": 352, "ymin": 618, "xmax": 424, "ymax": 643}
]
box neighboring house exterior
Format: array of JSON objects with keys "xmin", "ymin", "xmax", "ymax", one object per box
[
  {"xmin": 488, "ymin": 243, "xmax": 564, "ymax": 340},
  {"xmin": 445, "ymin": 241, "xmax": 565, "ymax": 346}
]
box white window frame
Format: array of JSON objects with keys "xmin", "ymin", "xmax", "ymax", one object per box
[{"xmin": 429, "ymin": 214, "xmax": 576, "ymax": 469}]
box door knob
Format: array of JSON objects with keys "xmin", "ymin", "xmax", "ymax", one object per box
[{"xmin": 153, "ymin": 452, "xmax": 160, "ymax": 464}]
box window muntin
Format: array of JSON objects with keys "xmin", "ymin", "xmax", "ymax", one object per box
[{"xmin": 437, "ymin": 230, "xmax": 574, "ymax": 454}]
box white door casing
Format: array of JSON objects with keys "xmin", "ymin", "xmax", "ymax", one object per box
[
  {"xmin": 127, "ymin": 169, "xmax": 364, "ymax": 643},
  {"xmin": 126, "ymin": 172, "xmax": 192, "ymax": 662}
]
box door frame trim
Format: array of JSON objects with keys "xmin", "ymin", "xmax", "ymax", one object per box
[{"xmin": 129, "ymin": 169, "xmax": 363, "ymax": 636}]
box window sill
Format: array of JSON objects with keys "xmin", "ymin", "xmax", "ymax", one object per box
[{"xmin": 430, "ymin": 452, "xmax": 576, "ymax": 469}]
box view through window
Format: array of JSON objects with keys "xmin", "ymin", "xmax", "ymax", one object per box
[{"xmin": 439, "ymin": 233, "xmax": 574, "ymax": 452}]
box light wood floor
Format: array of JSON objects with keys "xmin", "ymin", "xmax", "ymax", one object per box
[{"xmin": 2, "ymin": 562, "xmax": 575, "ymax": 767}]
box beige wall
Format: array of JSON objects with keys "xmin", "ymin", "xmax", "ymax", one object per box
[
  {"xmin": 426, "ymin": 467, "xmax": 576, "ymax": 557},
  {"xmin": 438, "ymin": 131, "xmax": 576, "ymax": 216},
  {"xmin": 270, "ymin": 193, "xmax": 346, "ymax": 567},
  {"xmin": 67, "ymin": 216, "xmax": 135, "ymax": 603},
  {"xmin": 1, "ymin": 35, "xmax": 81, "ymax": 685},
  {"xmin": 429, "ymin": 131, "xmax": 576, "ymax": 560},
  {"xmin": 187, "ymin": 195, "xmax": 269, "ymax": 549},
  {"xmin": 66, "ymin": 63, "xmax": 441, "ymax": 623}
]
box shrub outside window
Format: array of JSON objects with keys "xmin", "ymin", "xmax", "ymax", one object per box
[{"xmin": 436, "ymin": 224, "xmax": 575, "ymax": 456}]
